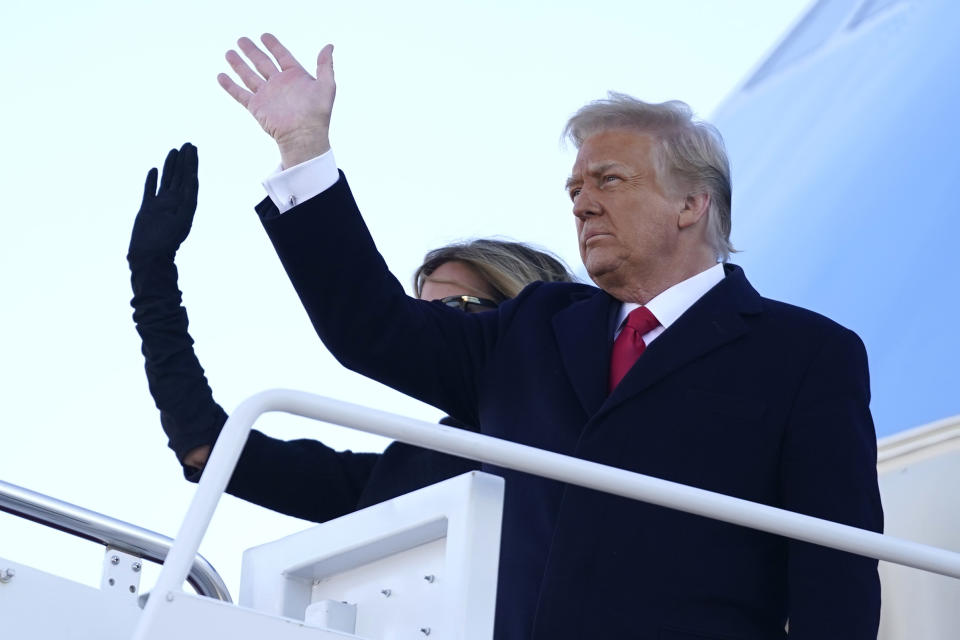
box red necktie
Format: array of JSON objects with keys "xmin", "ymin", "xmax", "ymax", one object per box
[{"xmin": 609, "ymin": 306, "xmax": 659, "ymax": 393}]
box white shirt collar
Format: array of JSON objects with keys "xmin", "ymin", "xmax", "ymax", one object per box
[{"xmin": 615, "ymin": 263, "xmax": 726, "ymax": 344}]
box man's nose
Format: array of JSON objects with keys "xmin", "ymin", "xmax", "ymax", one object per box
[{"xmin": 572, "ymin": 188, "xmax": 601, "ymax": 219}]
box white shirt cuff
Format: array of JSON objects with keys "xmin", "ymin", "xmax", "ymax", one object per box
[{"xmin": 261, "ymin": 150, "xmax": 339, "ymax": 213}]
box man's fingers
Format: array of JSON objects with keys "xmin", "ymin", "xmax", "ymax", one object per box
[
  {"xmin": 158, "ymin": 148, "xmax": 178, "ymax": 193},
  {"xmin": 261, "ymin": 33, "xmax": 305, "ymax": 72},
  {"xmin": 142, "ymin": 168, "xmax": 158, "ymax": 203},
  {"xmin": 316, "ymin": 43, "xmax": 335, "ymax": 82},
  {"xmin": 217, "ymin": 73, "xmax": 253, "ymax": 109},
  {"xmin": 237, "ymin": 36, "xmax": 280, "ymax": 80},
  {"xmin": 225, "ymin": 49, "xmax": 264, "ymax": 93}
]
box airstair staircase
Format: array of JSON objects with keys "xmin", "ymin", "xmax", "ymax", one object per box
[{"xmin": 2, "ymin": 390, "xmax": 959, "ymax": 638}]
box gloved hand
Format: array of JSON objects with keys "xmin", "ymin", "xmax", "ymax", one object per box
[
  {"xmin": 128, "ymin": 142, "xmax": 198, "ymax": 261},
  {"xmin": 127, "ymin": 142, "xmax": 227, "ymax": 468}
]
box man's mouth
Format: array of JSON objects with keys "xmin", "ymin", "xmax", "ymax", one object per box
[{"xmin": 582, "ymin": 231, "xmax": 612, "ymax": 244}]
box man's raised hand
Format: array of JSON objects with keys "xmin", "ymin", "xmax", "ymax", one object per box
[{"xmin": 218, "ymin": 34, "xmax": 336, "ymax": 169}]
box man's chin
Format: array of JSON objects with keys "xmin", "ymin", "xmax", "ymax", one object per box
[{"xmin": 584, "ymin": 263, "xmax": 618, "ymax": 289}]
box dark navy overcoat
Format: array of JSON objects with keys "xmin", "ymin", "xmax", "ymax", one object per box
[{"xmin": 255, "ymin": 173, "xmax": 882, "ymax": 640}]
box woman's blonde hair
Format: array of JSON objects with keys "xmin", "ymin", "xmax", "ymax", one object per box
[{"xmin": 413, "ymin": 239, "xmax": 575, "ymax": 303}]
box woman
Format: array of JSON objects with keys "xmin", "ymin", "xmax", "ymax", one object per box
[{"xmin": 128, "ymin": 143, "xmax": 573, "ymax": 522}]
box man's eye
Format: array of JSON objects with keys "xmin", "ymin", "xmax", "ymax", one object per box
[
  {"xmin": 602, "ymin": 175, "xmax": 621, "ymax": 184},
  {"xmin": 569, "ymin": 188, "xmax": 581, "ymax": 200}
]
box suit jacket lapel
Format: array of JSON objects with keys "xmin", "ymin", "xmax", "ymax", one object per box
[
  {"xmin": 552, "ymin": 288, "xmax": 619, "ymax": 417},
  {"xmin": 601, "ymin": 265, "xmax": 764, "ymax": 415}
]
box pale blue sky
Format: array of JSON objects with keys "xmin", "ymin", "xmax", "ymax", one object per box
[{"xmin": 0, "ymin": 0, "xmax": 808, "ymax": 595}]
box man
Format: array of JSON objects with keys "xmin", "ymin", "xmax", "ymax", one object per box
[{"xmin": 218, "ymin": 34, "xmax": 882, "ymax": 639}]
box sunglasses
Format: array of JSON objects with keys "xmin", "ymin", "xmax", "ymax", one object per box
[{"xmin": 440, "ymin": 295, "xmax": 499, "ymax": 312}]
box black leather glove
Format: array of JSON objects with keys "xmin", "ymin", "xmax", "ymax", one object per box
[
  {"xmin": 128, "ymin": 143, "xmax": 198, "ymax": 262},
  {"xmin": 128, "ymin": 143, "xmax": 228, "ymax": 466}
]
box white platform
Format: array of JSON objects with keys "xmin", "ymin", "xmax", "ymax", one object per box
[{"xmin": 1, "ymin": 471, "xmax": 504, "ymax": 640}]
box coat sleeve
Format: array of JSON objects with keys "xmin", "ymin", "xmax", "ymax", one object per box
[
  {"xmin": 256, "ymin": 172, "xmax": 500, "ymax": 427},
  {"xmin": 210, "ymin": 430, "xmax": 380, "ymax": 522},
  {"xmin": 780, "ymin": 326, "xmax": 882, "ymax": 638}
]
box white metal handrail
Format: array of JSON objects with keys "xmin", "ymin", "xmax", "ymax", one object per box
[
  {"xmin": 134, "ymin": 388, "xmax": 960, "ymax": 638},
  {"xmin": 0, "ymin": 478, "xmax": 231, "ymax": 602}
]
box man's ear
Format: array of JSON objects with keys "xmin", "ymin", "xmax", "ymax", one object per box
[{"xmin": 678, "ymin": 192, "xmax": 710, "ymax": 229}]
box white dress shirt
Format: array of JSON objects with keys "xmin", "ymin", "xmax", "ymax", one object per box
[
  {"xmin": 262, "ymin": 150, "xmax": 339, "ymax": 214},
  {"xmin": 613, "ymin": 263, "xmax": 725, "ymax": 343}
]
